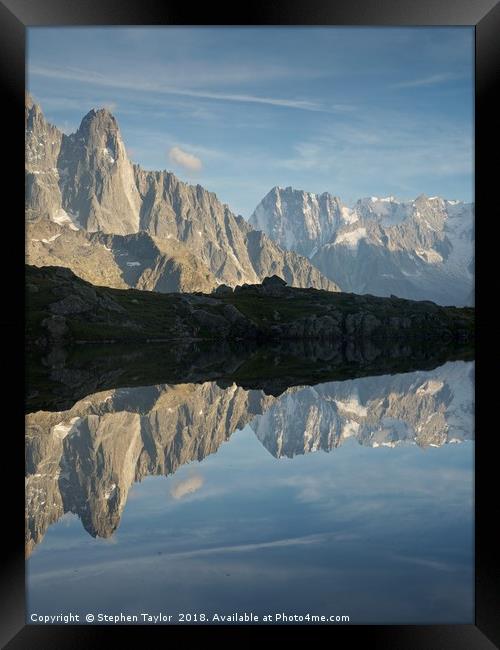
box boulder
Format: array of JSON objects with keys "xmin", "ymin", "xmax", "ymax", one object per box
[
  {"xmin": 262, "ymin": 275, "xmax": 287, "ymax": 287},
  {"xmin": 214, "ymin": 284, "xmax": 233, "ymax": 296}
]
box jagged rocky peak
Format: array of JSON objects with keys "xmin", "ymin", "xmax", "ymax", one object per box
[
  {"xmin": 24, "ymin": 97, "xmax": 338, "ymax": 293},
  {"xmin": 73, "ymin": 106, "xmax": 128, "ymax": 170},
  {"xmin": 250, "ymin": 185, "xmax": 343, "ymax": 258},
  {"xmin": 25, "ymin": 96, "xmax": 65, "ymax": 225},
  {"xmin": 26, "ymin": 91, "xmax": 35, "ymax": 108},
  {"xmin": 78, "ymin": 106, "xmax": 119, "ymax": 134},
  {"xmin": 25, "ymin": 93, "xmax": 58, "ymax": 140},
  {"xmin": 59, "ymin": 106, "xmax": 141, "ymax": 235},
  {"xmin": 25, "ymin": 92, "xmax": 43, "ymax": 127},
  {"xmin": 25, "ymin": 94, "xmax": 63, "ymax": 163},
  {"xmin": 134, "ymin": 166, "xmax": 235, "ymax": 232}
]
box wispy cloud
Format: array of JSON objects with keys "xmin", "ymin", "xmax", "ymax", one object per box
[
  {"xmin": 27, "ymin": 27, "xmax": 474, "ymax": 212},
  {"xmin": 392, "ymin": 73, "xmax": 461, "ymax": 89},
  {"xmin": 392, "ymin": 554, "xmax": 456, "ymax": 572},
  {"xmin": 276, "ymin": 110, "xmax": 473, "ymax": 196},
  {"xmin": 30, "ymin": 533, "xmax": 330, "ymax": 583},
  {"xmin": 30, "ymin": 64, "xmax": 328, "ymax": 112}
]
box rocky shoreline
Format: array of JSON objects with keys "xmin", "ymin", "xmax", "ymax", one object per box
[{"xmin": 27, "ymin": 337, "xmax": 473, "ymax": 413}]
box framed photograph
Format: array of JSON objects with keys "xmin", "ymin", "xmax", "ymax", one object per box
[{"xmin": 1, "ymin": 0, "xmax": 498, "ymax": 647}]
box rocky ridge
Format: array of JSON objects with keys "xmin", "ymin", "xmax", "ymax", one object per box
[
  {"xmin": 27, "ymin": 265, "xmax": 475, "ymax": 347},
  {"xmin": 26, "ymin": 96, "xmax": 337, "ymax": 294}
]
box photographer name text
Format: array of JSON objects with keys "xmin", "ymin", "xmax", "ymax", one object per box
[{"xmin": 30, "ymin": 611, "xmax": 350, "ymax": 624}]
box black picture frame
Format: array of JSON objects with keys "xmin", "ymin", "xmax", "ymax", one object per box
[{"xmin": 2, "ymin": 0, "xmax": 498, "ymax": 647}]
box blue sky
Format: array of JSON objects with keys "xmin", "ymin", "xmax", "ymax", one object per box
[{"xmin": 27, "ymin": 27, "xmax": 474, "ymax": 216}]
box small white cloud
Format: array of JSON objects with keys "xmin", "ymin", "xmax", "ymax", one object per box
[
  {"xmin": 170, "ymin": 474, "xmax": 204, "ymax": 499},
  {"xmin": 103, "ymin": 101, "xmax": 118, "ymax": 112},
  {"xmin": 168, "ymin": 146, "xmax": 202, "ymax": 172}
]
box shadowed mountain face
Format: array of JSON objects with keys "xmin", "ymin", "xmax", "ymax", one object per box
[
  {"xmin": 26, "ymin": 360, "xmax": 473, "ymax": 556},
  {"xmin": 25, "ymin": 96, "xmax": 338, "ymax": 294}
]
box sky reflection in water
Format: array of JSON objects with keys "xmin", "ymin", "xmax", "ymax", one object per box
[{"xmin": 27, "ymin": 361, "xmax": 474, "ymax": 624}]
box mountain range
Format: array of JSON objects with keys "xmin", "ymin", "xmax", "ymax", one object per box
[
  {"xmin": 250, "ymin": 186, "xmax": 474, "ymax": 306},
  {"xmin": 26, "ymin": 95, "xmax": 337, "ymax": 294},
  {"xmin": 26, "ymin": 95, "xmax": 474, "ymax": 305}
]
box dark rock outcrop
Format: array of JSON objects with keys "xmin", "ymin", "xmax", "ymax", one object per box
[{"xmin": 27, "ymin": 265, "xmax": 474, "ymax": 348}]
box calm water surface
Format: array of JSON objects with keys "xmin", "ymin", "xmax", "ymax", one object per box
[{"xmin": 26, "ymin": 360, "xmax": 474, "ymax": 624}]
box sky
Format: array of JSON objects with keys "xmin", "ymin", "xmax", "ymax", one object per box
[{"xmin": 27, "ymin": 27, "xmax": 474, "ymax": 217}]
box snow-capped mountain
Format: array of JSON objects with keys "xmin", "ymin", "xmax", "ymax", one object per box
[
  {"xmin": 250, "ymin": 187, "xmax": 474, "ymax": 306},
  {"xmin": 251, "ymin": 360, "xmax": 474, "ymax": 458}
]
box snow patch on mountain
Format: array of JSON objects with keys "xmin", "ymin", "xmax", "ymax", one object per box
[
  {"xmin": 51, "ymin": 208, "xmax": 80, "ymax": 230},
  {"xmin": 335, "ymin": 227, "xmax": 367, "ymax": 248}
]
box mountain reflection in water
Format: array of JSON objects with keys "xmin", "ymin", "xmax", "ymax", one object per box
[{"xmin": 26, "ymin": 342, "xmax": 474, "ymax": 624}]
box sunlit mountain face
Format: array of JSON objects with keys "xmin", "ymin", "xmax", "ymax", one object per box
[
  {"xmin": 250, "ymin": 187, "xmax": 474, "ymax": 307},
  {"xmin": 26, "ymin": 360, "xmax": 474, "ymax": 624}
]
